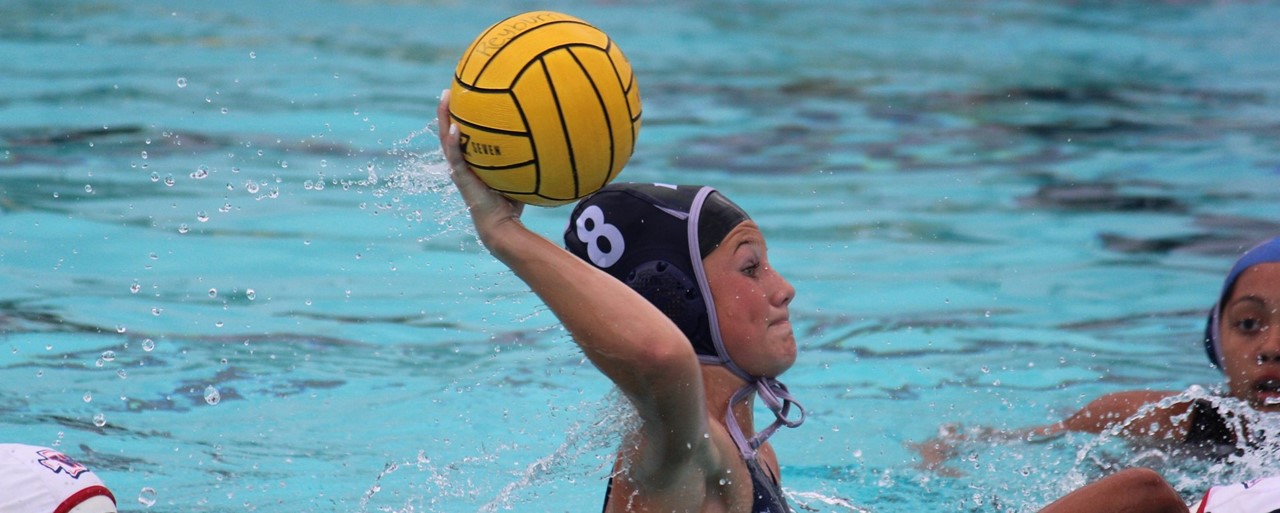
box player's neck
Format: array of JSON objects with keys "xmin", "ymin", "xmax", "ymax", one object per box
[{"xmin": 702, "ymin": 364, "xmax": 756, "ymax": 439}]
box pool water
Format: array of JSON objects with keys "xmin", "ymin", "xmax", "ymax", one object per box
[{"xmin": 3, "ymin": 1, "xmax": 1280, "ymax": 512}]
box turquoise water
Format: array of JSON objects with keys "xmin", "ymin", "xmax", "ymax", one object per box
[{"xmin": 3, "ymin": 1, "xmax": 1280, "ymax": 511}]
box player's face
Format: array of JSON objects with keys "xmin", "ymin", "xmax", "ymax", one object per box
[
  {"xmin": 704, "ymin": 221, "xmax": 797, "ymax": 378},
  {"xmin": 1219, "ymin": 263, "xmax": 1280, "ymax": 412}
]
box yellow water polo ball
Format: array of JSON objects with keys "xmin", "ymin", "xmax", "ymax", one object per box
[{"xmin": 448, "ymin": 11, "xmax": 642, "ymax": 207}]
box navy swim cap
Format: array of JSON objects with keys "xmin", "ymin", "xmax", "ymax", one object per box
[
  {"xmin": 564, "ymin": 183, "xmax": 749, "ymax": 358},
  {"xmin": 564, "ymin": 183, "xmax": 805, "ymax": 460},
  {"xmin": 1204, "ymin": 236, "xmax": 1280, "ymax": 369}
]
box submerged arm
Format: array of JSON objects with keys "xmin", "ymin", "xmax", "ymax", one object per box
[
  {"xmin": 914, "ymin": 390, "xmax": 1191, "ymax": 475},
  {"xmin": 1056, "ymin": 390, "xmax": 1192, "ymax": 440}
]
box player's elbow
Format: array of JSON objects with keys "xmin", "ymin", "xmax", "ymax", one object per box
[
  {"xmin": 1113, "ymin": 468, "xmax": 1184, "ymax": 513},
  {"xmin": 635, "ymin": 336, "xmax": 698, "ymax": 378}
]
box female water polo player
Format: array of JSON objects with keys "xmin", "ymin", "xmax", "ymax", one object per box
[
  {"xmin": 1032, "ymin": 235, "xmax": 1280, "ymax": 451},
  {"xmin": 917, "ymin": 235, "xmax": 1280, "ymax": 471},
  {"xmin": 437, "ymin": 91, "xmax": 804, "ymax": 512}
]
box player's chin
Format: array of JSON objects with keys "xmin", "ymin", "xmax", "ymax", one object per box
[{"xmin": 771, "ymin": 334, "xmax": 798, "ymax": 371}]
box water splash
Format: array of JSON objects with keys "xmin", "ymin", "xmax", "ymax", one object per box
[
  {"xmin": 354, "ymin": 392, "xmax": 635, "ymax": 512},
  {"xmin": 1071, "ymin": 385, "xmax": 1280, "ymax": 496},
  {"xmin": 137, "ymin": 487, "xmax": 158, "ymax": 508},
  {"xmin": 786, "ymin": 490, "xmax": 872, "ymax": 513},
  {"xmin": 349, "ymin": 121, "xmax": 475, "ymax": 241},
  {"xmin": 204, "ymin": 385, "xmax": 221, "ymax": 405},
  {"xmin": 480, "ymin": 391, "xmax": 639, "ymax": 512},
  {"xmin": 357, "ymin": 460, "xmax": 402, "ymax": 513}
]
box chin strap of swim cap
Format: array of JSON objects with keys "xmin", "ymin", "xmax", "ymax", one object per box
[
  {"xmin": 686, "ymin": 186, "xmax": 806, "ymax": 461},
  {"xmin": 724, "ymin": 376, "xmax": 805, "ymax": 460}
]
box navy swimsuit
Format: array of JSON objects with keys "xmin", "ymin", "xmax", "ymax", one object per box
[
  {"xmin": 744, "ymin": 458, "xmax": 791, "ymax": 513},
  {"xmin": 1186, "ymin": 399, "xmax": 1244, "ymax": 458},
  {"xmin": 601, "ymin": 458, "xmax": 791, "ymax": 513}
]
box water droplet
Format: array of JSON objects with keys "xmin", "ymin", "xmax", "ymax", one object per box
[
  {"xmin": 220, "ymin": 107, "xmax": 228, "ymax": 114},
  {"xmin": 177, "ymin": 224, "xmax": 189, "ymax": 234},
  {"xmin": 163, "ymin": 175, "xmax": 175, "ymax": 187},
  {"xmin": 150, "ymin": 172, "xmax": 160, "ymax": 182},
  {"xmin": 176, "ymin": 77, "xmax": 187, "ymax": 88},
  {"xmin": 83, "ymin": 392, "xmax": 93, "ymax": 403},
  {"xmin": 245, "ymin": 181, "xmax": 260, "ymax": 194},
  {"xmin": 115, "ymin": 324, "xmax": 126, "ymax": 333},
  {"xmin": 204, "ymin": 386, "xmax": 221, "ymax": 405},
  {"xmin": 196, "ymin": 211, "xmax": 209, "ymax": 223},
  {"xmin": 84, "ymin": 184, "xmax": 94, "ymax": 193},
  {"xmin": 248, "ymin": 51, "xmax": 256, "ymax": 59},
  {"xmin": 138, "ymin": 487, "xmax": 158, "ymax": 508},
  {"xmin": 101, "ymin": 350, "xmax": 117, "ymax": 362},
  {"xmin": 117, "ymin": 369, "xmax": 127, "ymax": 379},
  {"xmin": 151, "ymin": 307, "xmax": 163, "ymax": 316},
  {"xmin": 208, "ymin": 288, "xmax": 218, "ymax": 298},
  {"xmin": 93, "ymin": 413, "xmax": 106, "ymax": 427},
  {"xmin": 245, "ymin": 289, "xmax": 256, "ymax": 300},
  {"xmin": 130, "ymin": 283, "xmax": 141, "ymax": 294},
  {"xmin": 142, "ymin": 339, "xmax": 155, "ymax": 352},
  {"xmin": 190, "ymin": 166, "xmax": 209, "ymax": 179}
]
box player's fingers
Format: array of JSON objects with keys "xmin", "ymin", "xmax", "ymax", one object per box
[{"xmin": 436, "ymin": 90, "xmax": 469, "ymax": 173}]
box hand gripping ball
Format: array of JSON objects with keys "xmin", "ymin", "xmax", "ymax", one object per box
[{"xmin": 448, "ymin": 11, "xmax": 642, "ymax": 207}]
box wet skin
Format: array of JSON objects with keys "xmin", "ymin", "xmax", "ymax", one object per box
[{"xmin": 1218, "ymin": 262, "xmax": 1280, "ymax": 412}]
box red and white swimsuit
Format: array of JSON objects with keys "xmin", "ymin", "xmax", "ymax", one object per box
[
  {"xmin": 0, "ymin": 444, "xmax": 117, "ymax": 513},
  {"xmin": 1194, "ymin": 475, "xmax": 1280, "ymax": 513}
]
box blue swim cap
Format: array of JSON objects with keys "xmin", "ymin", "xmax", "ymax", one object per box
[
  {"xmin": 1204, "ymin": 235, "xmax": 1280, "ymax": 369},
  {"xmin": 564, "ymin": 183, "xmax": 804, "ymax": 460}
]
